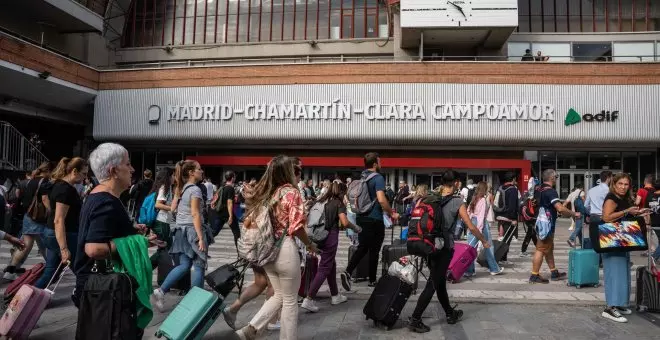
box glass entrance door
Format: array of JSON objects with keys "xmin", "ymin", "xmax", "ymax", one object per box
[{"xmin": 557, "ymin": 171, "xmax": 589, "ymax": 200}]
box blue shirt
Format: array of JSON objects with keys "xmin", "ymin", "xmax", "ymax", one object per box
[
  {"xmin": 361, "ymin": 170, "xmax": 386, "ymax": 220},
  {"xmin": 535, "ymin": 183, "xmax": 560, "ymax": 233},
  {"xmin": 585, "ymin": 183, "xmax": 609, "ymax": 216}
]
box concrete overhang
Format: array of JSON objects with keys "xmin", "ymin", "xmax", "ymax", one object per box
[
  {"xmin": 4, "ymin": 0, "xmax": 104, "ymax": 34},
  {"xmin": 401, "ymin": 27, "xmax": 517, "ymax": 49},
  {"xmin": 0, "ymin": 59, "xmax": 97, "ymax": 122}
]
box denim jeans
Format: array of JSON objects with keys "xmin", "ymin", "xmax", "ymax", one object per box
[
  {"xmin": 160, "ymin": 252, "xmax": 204, "ymax": 293},
  {"xmin": 34, "ymin": 228, "xmax": 78, "ymax": 289},
  {"xmin": 568, "ymin": 218, "xmax": 584, "ymax": 245},
  {"xmin": 602, "ymin": 251, "xmax": 631, "ymax": 307},
  {"xmin": 466, "ymin": 222, "xmax": 501, "ymax": 274}
]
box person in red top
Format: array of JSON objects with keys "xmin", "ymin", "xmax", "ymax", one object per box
[{"xmin": 636, "ymin": 174, "xmax": 656, "ymax": 209}]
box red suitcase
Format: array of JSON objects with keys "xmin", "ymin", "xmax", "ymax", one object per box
[
  {"xmin": 298, "ymin": 254, "xmax": 318, "ymax": 298},
  {"xmin": 3, "ymin": 263, "xmax": 45, "ymax": 305},
  {"xmin": 0, "ymin": 263, "xmax": 69, "ymax": 339},
  {"xmin": 446, "ymin": 243, "xmax": 477, "ymax": 283}
]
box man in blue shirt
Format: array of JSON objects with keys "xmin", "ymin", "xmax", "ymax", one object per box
[
  {"xmin": 530, "ymin": 169, "xmax": 580, "ymax": 284},
  {"xmin": 585, "ymin": 171, "xmax": 613, "ymax": 223},
  {"xmin": 341, "ymin": 152, "xmax": 399, "ymax": 289}
]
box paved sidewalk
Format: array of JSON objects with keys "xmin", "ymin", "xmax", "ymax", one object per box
[{"xmin": 26, "ymin": 294, "xmax": 660, "ymax": 339}]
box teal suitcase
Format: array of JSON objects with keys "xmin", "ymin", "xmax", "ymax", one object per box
[
  {"xmin": 155, "ymin": 287, "xmax": 224, "ymax": 340},
  {"xmin": 567, "ymin": 238, "xmax": 600, "ymax": 288}
]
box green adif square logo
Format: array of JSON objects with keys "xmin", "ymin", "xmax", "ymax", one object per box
[{"xmin": 564, "ymin": 108, "xmax": 619, "ymax": 126}]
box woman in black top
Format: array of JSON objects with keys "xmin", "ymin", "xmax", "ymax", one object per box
[
  {"xmin": 600, "ymin": 173, "xmax": 649, "ymax": 323},
  {"xmin": 3, "ymin": 161, "xmax": 53, "ymax": 281},
  {"xmin": 34, "ymin": 157, "xmax": 88, "ymax": 289}
]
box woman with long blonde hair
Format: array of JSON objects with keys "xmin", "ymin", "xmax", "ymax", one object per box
[{"xmin": 465, "ymin": 181, "xmax": 503, "ymax": 277}]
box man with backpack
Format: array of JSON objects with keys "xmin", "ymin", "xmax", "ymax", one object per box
[
  {"xmin": 636, "ymin": 175, "xmax": 656, "ymax": 210},
  {"xmin": 341, "ymin": 152, "xmax": 399, "ymax": 290},
  {"xmin": 566, "ymin": 185, "xmax": 586, "ymax": 248},
  {"xmin": 130, "ymin": 169, "xmax": 154, "ymax": 220},
  {"xmin": 493, "ymin": 172, "xmax": 520, "ymax": 262}
]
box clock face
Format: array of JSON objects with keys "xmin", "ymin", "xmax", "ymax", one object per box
[{"xmin": 446, "ymin": 0, "xmax": 472, "ymax": 21}]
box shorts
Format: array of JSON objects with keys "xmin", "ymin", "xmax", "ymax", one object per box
[
  {"xmin": 22, "ymin": 215, "xmax": 45, "ymax": 236},
  {"xmin": 535, "ymin": 233, "xmax": 555, "ymax": 255}
]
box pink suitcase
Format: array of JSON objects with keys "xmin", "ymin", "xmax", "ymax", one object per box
[
  {"xmin": 0, "ymin": 263, "xmax": 69, "ymax": 339},
  {"xmin": 446, "ymin": 243, "xmax": 477, "ymax": 283}
]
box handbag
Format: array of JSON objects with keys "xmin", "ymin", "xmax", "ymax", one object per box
[
  {"xmin": 589, "ymin": 218, "xmax": 648, "ymax": 253},
  {"xmin": 204, "ymin": 259, "xmax": 249, "ymax": 297},
  {"xmin": 27, "ymin": 178, "xmax": 47, "ymax": 223},
  {"xmin": 534, "ymin": 207, "xmax": 552, "ymax": 241}
]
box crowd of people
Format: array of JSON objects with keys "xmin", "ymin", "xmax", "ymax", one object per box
[{"xmin": 0, "ymin": 146, "xmax": 659, "ymax": 339}]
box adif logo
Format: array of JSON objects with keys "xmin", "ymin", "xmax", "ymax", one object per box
[
  {"xmin": 564, "ymin": 108, "xmax": 619, "ymax": 126},
  {"xmin": 148, "ymin": 105, "xmax": 161, "ymax": 124}
]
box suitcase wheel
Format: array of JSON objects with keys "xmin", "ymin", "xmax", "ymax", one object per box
[
  {"xmin": 593, "ymin": 283, "xmax": 600, "ymax": 288},
  {"xmin": 154, "ymin": 331, "xmax": 162, "ymax": 338}
]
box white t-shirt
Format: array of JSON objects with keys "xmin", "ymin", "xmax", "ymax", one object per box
[
  {"xmin": 156, "ymin": 186, "xmax": 174, "ymax": 223},
  {"xmin": 204, "ymin": 182, "xmax": 215, "ymax": 204}
]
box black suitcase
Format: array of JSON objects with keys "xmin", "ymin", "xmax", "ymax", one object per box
[
  {"xmin": 381, "ymin": 242, "xmax": 419, "ymax": 292},
  {"xmin": 363, "ymin": 275, "xmax": 413, "ymax": 330},
  {"xmin": 156, "ymin": 249, "xmax": 192, "ymax": 294},
  {"xmin": 477, "ymin": 240, "xmax": 509, "ymax": 267},
  {"xmin": 349, "ymin": 245, "xmax": 370, "ymax": 282}
]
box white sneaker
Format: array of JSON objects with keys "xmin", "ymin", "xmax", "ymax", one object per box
[
  {"xmin": 3, "ymin": 272, "xmax": 17, "ymax": 281},
  {"xmin": 331, "ymin": 294, "xmax": 348, "ymax": 305},
  {"xmin": 150, "ymin": 289, "xmax": 165, "ymax": 312},
  {"xmin": 512, "ymin": 237, "xmax": 518, "ymax": 242},
  {"xmin": 615, "ymin": 307, "xmax": 633, "ymax": 315},
  {"xmin": 602, "ymin": 308, "xmax": 627, "ymax": 323},
  {"xmin": 519, "ymin": 252, "xmax": 532, "ymax": 258},
  {"xmin": 497, "ymin": 237, "xmax": 504, "ymax": 242},
  {"xmin": 236, "ymin": 325, "xmax": 257, "ymax": 340},
  {"xmin": 267, "ymin": 321, "xmax": 281, "ymax": 330},
  {"xmin": 300, "ymin": 298, "xmax": 319, "ymax": 313},
  {"xmin": 490, "ymin": 267, "xmax": 505, "ymax": 276},
  {"xmin": 222, "ymin": 306, "xmax": 237, "ymax": 330}
]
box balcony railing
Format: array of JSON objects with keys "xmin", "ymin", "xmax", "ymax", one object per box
[{"xmin": 0, "ymin": 121, "xmax": 49, "ymax": 172}]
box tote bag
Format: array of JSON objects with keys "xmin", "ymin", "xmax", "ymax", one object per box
[{"xmin": 588, "ymin": 218, "xmax": 648, "ymax": 253}]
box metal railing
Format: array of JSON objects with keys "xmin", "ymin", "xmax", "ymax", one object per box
[{"xmin": 0, "ymin": 121, "xmax": 49, "ymax": 172}]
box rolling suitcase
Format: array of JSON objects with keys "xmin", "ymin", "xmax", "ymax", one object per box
[
  {"xmin": 477, "ymin": 240, "xmax": 509, "ymax": 267},
  {"xmin": 3, "ymin": 263, "xmax": 45, "ymax": 305},
  {"xmin": 298, "ymin": 254, "xmax": 318, "ymax": 298},
  {"xmin": 636, "ymin": 226, "xmax": 660, "ymax": 312},
  {"xmin": 348, "ymin": 245, "xmax": 369, "ymax": 282},
  {"xmin": 568, "ymin": 235, "xmax": 600, "ymax": 288},
  {"xmin": 157, "ymin": 250, "xmax": 192, "ymax": 294},
  {"xmin": 363, "ymin": 275, "xmax": 413, "ymax": 330},
  {"xmin": 156, "ymin": 287, "xmax": 224, "ymax": 340},
  {"xmin": 0, "ymin": 263, "xmax": 69, "ymax": 340},
  {"xmin": 447, "ymin": 243, "xmax": 477, "ymax": 283},
  {"xmin": 381, "ymin": 242, "xmax": 418, "ymax": 292}
]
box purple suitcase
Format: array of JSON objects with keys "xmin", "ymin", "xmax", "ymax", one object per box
[{"xmin": 447, "ymin": 243, "xmax": 477, "ymax": 283}]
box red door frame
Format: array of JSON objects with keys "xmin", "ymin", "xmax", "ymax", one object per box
[{"xmin": 189, "ymin": 156, "xmax": 532, "ymax": 191}]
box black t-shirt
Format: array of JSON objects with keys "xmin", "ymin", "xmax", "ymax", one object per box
[
  {"xmin": 218, "ymin": 184, "xmax": 236, "ymax": 219},
  {"xmin": 20, "ymin": 177, "xmax": 50, "ymax": 209},
  {"xmin": 47, "ymin": 180, "xmax": 82, "ymax": 233},
  {"xmin": 650, "ymin": 193, "xmax": 660, "ymax": 226},
  {"xmin": 604, "ymin": 192, "xmax": 633, "ymax": 213},
  {"xmin": 324, "ymin": 199, "xmax": 346, "ymax": 230},
  {"xmin": 74, "ymin": 192, "xmax": 137, "ymax": 296}
]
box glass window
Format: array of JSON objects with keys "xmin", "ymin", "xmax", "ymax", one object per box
[
  {"xmin": 318, "ymin": 0, "xmax": 330, "ymax": 39},
  {"xmin": 261, "ymin": 0, "xmax": 272, "ymax": 41},
  {"xmin": 589, "ymin": 152, "xmax": 621, "ymax": 170},
  {"xmin": 330, "ymin": 6, "xmax": 341, "ymax": 39},
  {"xmin": 613, "ymin": 42, "xmax": 655, "ymax": 62},
  {"xmin": 532, "ymin": 42, "xmax": 571, "ymax": 62},
  {"xmin": 557, "ymin": 152, "xmax": 588, "ymax": 169},
  {"xmin": 378, "ymin": 7, "xmax": 388, "ymax": 37},
  {"xmin": 353, "ymin": 9, "xmax": 365, "ymax": 38},
  {"xmin": 249, "ymin": 0, "xmax": 261, "ymax": 42},
  {"xmin": 272, "ymin": 1, "xmax": 283, "ymax": 40},
  {"xmin": 306, "ymin": 0, "xmax": 318, "ymax": 39},
  {"xmin": 640, "ymin": 152, "xmax": 657, "ymax": 186},
  {"xmin": 623, "ymin": 152, "xmax": 639, "ymax": 188},
  {"xmin": 507, "ymin": 42, "xmax": 531, "ymax": 61},
  {"xmin": 572, "ymin": 42, "xmax": 612, "ymax": 62},
  {"xmin": 283, "ymin": 0, "xmax": 295, "ymax": 40},
  {"xmin": 540, "ymin": 151, "xmax": 556, "ymax": 172}
]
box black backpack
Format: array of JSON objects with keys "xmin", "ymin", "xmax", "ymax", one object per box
[
  {"xmin": 465, "ymin": 187, "xmax": 476, "ymax": 206},
  {"xmin": 643, "ymin": 187, "xmax": 656, "ymax": 209},
  {"xmin": 76, "ymin": 266, "xmax": 139, "ymax": 340}
]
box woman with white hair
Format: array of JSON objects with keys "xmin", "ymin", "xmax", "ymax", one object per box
[{"xmin": 73, "ymin": 143, "xmax": 153, "ymax": 313}]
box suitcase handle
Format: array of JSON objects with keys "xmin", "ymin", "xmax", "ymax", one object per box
[{"xmin": 44, "ymin": 261, "xmax": 71, "ymax": 295}]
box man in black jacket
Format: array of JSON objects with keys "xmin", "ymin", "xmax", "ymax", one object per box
[
  {"xmin": 494, "ymin": 172, "xmax": 520, "ymax": 263},
  {"xmin": 130, "ymin": 169, "xmax": 153, "ymax": 220}
]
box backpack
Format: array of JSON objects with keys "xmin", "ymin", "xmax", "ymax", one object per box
[
  {"xmin": 237, "ymin": 186, "xmax": 294, "ymax": 267},
  {"xmin": 520, "ymin": 186, "xmax": 551, "ymax": 222},
  {"xmin": 212, "ymin": 186, "xmax": 226, "ymax": 213},
  {"xmin": 347, "ymin": 172, "xmax": 379, "ymax": 215},
  {"xmin": 307, "ymin": 200, "xmax": 329, "ymax": 245},
  {"xmin": 643, "ymin": 187, "xmax": 656, "ymax": 209},
  {"xmin": 27, "ymin": 178, "xmax": 47, "ymax": 223},
  {"xmin": 406, "ymin": 194, "xmax": 454, "ymax": 256},
  {"xmin": 493, "ymin": 185, "xmax": 516, "ymax": 214},
  {"xmin": 574, "ymin": 194, "xmax": 585, "ymax": 215},
  {"xmin": 137, "ymin": 192, "xmax": 158, "ymax": 226},
  {"xmin": 465, "ymin": 187, "xmax": 476, "ymax": 205},
  {"xmin": 76, "ymin": 268, "xmax": 139, "ymax": 340}
]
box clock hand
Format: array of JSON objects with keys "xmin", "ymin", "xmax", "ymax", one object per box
[{"xmin": 447, "ymin": 1, "xmax": 467, "ymax": 19}]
